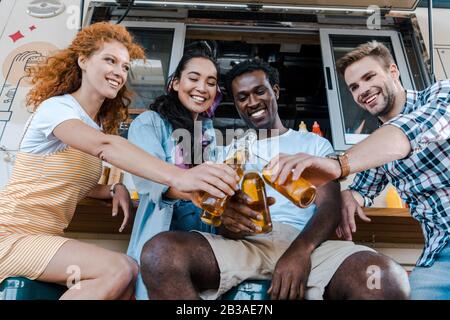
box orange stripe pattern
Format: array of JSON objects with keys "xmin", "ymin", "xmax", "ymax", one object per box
[{"xmin": 0, "ymin": 147, "xmax": 102, "ymax": 283}]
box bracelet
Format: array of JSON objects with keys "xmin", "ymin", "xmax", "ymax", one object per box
[
  {"xmin": 110, "ymin": 182, "xmax": 123, "ymax": 198},
  {"xmin": 326, "ymin": 152, "xmax": 349, "ymax": 182},
  {"xmin": 337, "ymin": 153, "xmax": 350, "ymax": 181}
]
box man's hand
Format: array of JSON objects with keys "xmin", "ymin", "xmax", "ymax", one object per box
[
  {"xmin": 218, "ymin": 191, "xmax": 276, "ymax": 239},
  {"xmin": 336, "ymin": 190, "xmax": 371, "ymax": 241},
  {"xmin": 266, "ymin": 153, "xmax": 341, "ymax": 187},
  {"xmin": 268, "ymin": 244, "xmax": 312, "ymax": 300}
]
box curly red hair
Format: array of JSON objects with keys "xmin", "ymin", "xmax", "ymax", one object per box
[{"xmin": 26, "ymin": 22, "xmax": 145, "ymax": 134}]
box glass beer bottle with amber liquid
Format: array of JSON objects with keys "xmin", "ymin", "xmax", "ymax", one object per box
[
  {"xmin": 260, "ymin": 160, "xmax": 316, "ymax": 208},
  {"xmin": 241, "ymin": 171, "xmax": 272, "ymax": 233},
  {"xmin": 196, "ymin": 144, "xmax": 246, "ymax": 226},
  {"xmin": 197, "ymin": 132, "xmax": 257, "ymax": 226}
]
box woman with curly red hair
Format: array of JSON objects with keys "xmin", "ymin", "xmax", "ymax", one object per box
[{"xmin": 0, "ymin": 22, "xmax": 238, "ymax": 299}]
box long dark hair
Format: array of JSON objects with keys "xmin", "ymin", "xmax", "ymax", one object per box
[{"xmin": 149, "ymin": 47, "xmax": 220, "ymax": 165}]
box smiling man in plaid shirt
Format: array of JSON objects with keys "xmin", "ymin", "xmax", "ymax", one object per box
[{"xmin": 268, "ymin": 41, "xmax": 449, "ymax": 299}]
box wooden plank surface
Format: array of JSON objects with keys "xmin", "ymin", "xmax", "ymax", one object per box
[
  {"xmin": 67, "ymin": 199, "xmax": 423, "ymax": 244},
  {"xmin": 66, "ymin": 198, "xmax": 137, "ymax": 234},
  {"xmin": 330, "ymin": 207, "xmax": 423, "ymax": 244}
]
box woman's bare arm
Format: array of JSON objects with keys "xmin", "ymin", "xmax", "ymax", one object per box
[{"xmin": 53, "ymin": 119, "xmax": 239, "ymax": 197}]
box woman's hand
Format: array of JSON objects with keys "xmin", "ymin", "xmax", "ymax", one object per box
[
  {"xmin": 111, "ymin": 183, "xmax": 132, "ymax": 233},
  {"xmin": 173, "ymin": 162, "xmax": 240, "ymax": 198}
]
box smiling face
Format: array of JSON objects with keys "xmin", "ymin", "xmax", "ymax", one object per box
[
  {"xmin": 344, "ymin": 56, "xmax": 399, "ymax": 118},
  {"xmin": 78, "ymin": 40, "xmax": 131, "ymax": 100},
  {"xmin": 231, "ymin": 70, "xmax": 280, "ymax": 130},
  {"xmin": 172, "ymin": 57, "xmax": 218, "ymax": 115}
]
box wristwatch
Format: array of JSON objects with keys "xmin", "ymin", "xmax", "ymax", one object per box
[{"xmin": 326, "ymin": 152, "xmax": 350, "ymax": 181}]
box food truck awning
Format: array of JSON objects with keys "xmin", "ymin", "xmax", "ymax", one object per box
[{"xmin": 130, "ymin": 0, "xmax": 420, "ymax": 11}]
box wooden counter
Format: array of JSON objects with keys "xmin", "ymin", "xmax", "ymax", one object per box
[
  {"xmin": 66, "ymin": 198, "xmax": 137, "ymax": 235},
  {"xmin": 67, "ymin": 199, "xmax": 424, "ymax": 244},
  {"xmin": 332, "ymin": 208, "xmax": 424, "ymax": 244}
]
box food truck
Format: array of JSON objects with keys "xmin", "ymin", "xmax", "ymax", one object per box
[{"xmin": 0, "ymin": 0, "xmax": 449, "ymax": 299}]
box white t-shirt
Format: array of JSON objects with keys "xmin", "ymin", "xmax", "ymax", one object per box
[
  {"xmin": 20, "ymin": 94, "xmax": 101, "ymax": 155},
  {"xmin": 253, "ymin": 129, "xmax": 334, "ymax": 231},
  {"xmin": 220, "ymin": 129, "xmax": 334, "ymax": 231}
]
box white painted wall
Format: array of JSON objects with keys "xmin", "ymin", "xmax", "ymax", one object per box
[
  {"xmin": 414, "ymin": 8, "xmax": 450, "ymax": 80},
  {"xmin": 0, "ymin": 0, "xmax": 92, "ymax": 188}
]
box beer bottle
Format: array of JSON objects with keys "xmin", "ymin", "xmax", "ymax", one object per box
[
  {"xmin": 261, "ymin": 166, "xmax": 316, "ymax": 208},
  {"xmin": 196, "ymin": 150, "xmax": 245, "ymax": 217},
  {"xmin": 197, "ymin": 143, "xmax": 246, "ymax": 222},
  {"xmin": 241, "ymin": 171, "xmax": 272, "ymax": 233},
  {"xmin": 200, "ymin": 210, "xmax": 222, "ymax": 227},
  {"xmin": 198, "ymin": 131, "xmax": 256, "ymax": 225}
]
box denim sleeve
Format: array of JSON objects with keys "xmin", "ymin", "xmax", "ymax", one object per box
[
  {"xmin": 348, "ymin": 167, "xmax": 389, "ymax": 207},
  {"xmin": 127, "ymin": 112, "xmax": 176, "ymax": 205}
]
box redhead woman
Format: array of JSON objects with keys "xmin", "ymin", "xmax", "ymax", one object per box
[
  {"xmin": 126, "ymin": 47, "xmax": 225, "ymax": 299},
  {"xmin": 0, "ymin": 23, "xmax": 238, "ymax": 299}
]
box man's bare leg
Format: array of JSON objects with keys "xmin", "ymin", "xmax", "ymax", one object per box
[{"xmin": 140, "ymin": 231, "xmax": 220, "ymax": 299}]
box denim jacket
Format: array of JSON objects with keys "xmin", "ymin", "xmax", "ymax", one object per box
[{"xmin": 126, "ymin": 110, "xmax": 216, "ymax": 299}]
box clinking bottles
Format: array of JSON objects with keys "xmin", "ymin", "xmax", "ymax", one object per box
[
  {"xmin": 261, "ymin": 166, "xmax": 316, "ymax": 208},
  {"xmin": 197, "ymin": 132, "xmax": 257, "ymax": 226},
  {"xmin": 241, "ymin": 171, "xmax": 272, "ymax": 233},
  {"xmin": 198, "ymin": 149, "xmax": 246, "ymax": 226}
]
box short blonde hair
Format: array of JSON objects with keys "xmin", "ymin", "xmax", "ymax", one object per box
[{"xmin": 336, "ymin": 41, "xmax": 395, "ymax": 76}]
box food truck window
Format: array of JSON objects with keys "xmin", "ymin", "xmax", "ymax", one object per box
[
  {"xmin": 127, "ymin": 28, "xmax": 174, "ymax": 108},
  {"xmin": 184, "ymin": 31, "xmax": 330, "ymax": 145},
  {"xmin": 118, "ymin": 22, "xmax": 185, "ymax": 110},
  {"xmin": 115, "ymin": 22, "xmax": 185, "ymax": 136},
  {"xmin": 320, "ymin": 29, "xmax": 414, "ymax": 151}
]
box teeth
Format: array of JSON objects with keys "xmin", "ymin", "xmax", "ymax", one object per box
[
  {"xmin": 251, "ymin": 109, "xmax": 265, "ymax": 117},
  {"xmin": 191, "ymin": 96, "xmax": 206, "ymax": 102},
  {"xmin": 108, "ymin": 79, "xmax": 119, "ymax": 86},
  {"xmin": 365, "ymin": 94, "xmax": 377, "ymax": 104}
]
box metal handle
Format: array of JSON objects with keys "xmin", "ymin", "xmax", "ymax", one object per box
[{"xmin": 325, "ymin": 67, "xmax": 333, "ymax": 90}]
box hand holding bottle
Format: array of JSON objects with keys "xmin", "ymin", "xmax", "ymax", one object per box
[
  {"xmin": 173, "ymin": 162, "xmax": 240, "ymax": 198},
  {"xmin": 256, "ymin": 153, "xmax": 317, "ymax": 208},
  {"xmin": 265, "ymin": 153, "xmax": 341, "ymax": 187},
  {"xmin": 220, "ymin": 190, "xmax": 276, "ymax": 237}
]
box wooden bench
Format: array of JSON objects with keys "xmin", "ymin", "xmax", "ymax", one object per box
[
  {"xmin": 330, "ymin": 208, "xmax": 423, "ymax": 244},
  {"xmin": 68, "ymin": 199, "xmax": 423, "ymax": 245},
  {"xmin": 66, "ymin": 198, "xmax": 137, "ymax": 234}
]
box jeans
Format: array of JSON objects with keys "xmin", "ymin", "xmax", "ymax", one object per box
[
  {"xmin": 409, "ymin": 242, "xmax": 450, "ymax": 300},
  {"xmin": 170, "ymin": 200, "xmax": 216, "ymax": 234}
]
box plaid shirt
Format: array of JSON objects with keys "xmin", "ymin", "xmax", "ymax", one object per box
[{"xmin": 349, "ymin": 80, "xmax": 450, "ymax": 267}]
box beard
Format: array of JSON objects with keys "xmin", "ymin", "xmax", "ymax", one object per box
[
  {"xmin": 359, "ymin": 81, "xmax": 396, "ymax": 118},
  {"xmin": 373, "ymin": 82, "xmax": 396, "ymax": 118}
]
